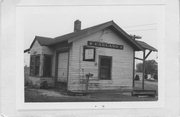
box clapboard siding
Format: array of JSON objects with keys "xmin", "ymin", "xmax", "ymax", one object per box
[
  {"xmin": 42, "ymin": 46, "xmax": 53, "ymax": 55},
  {"xmin": 43, "ymin": 42, "xmax": 69, "ymax": 78},
  {"xmin": 68, "ymin": 28, "xmax": 134, "ymax": 91},
  {"xmin": 29, "ymin": 29, "xmax": 134, "ymax": 91},
  {"xmin": 30, "ymin": 40, "xmax": 54, "ymax": 55},
  {"xmin": 30, "ymin": 40, "xmax": 56, "ymax": 76},
  {"xmin": 29, "ymin": 40, "xmax": 55, "ymax": 87},
  {"xmin": 30, "ymin": 40, "xmax": 43, "ymax": 55},
  {"xmin": 30, "ymin": 40, "xmax": 43, "ymax": 77}
]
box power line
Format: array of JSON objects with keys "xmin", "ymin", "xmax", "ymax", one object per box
[
  {"xmin": 123, "ymin": 23, "xmax": 157, "ymax": 28},
  {"xmin": 127, "ymin": 28, "xmax": 157, "ymax": 32}
]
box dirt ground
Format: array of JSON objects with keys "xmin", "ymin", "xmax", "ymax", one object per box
[{"xmin": 25, "ymin": 80, "xmax": 158, "ymax": 102}]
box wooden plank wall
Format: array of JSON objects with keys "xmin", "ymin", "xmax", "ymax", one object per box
[
  {"xmin": 30, "ymin": 40, "xmax": 54, "ymax": 78},
  {"xmin": 30, "ymin": 40, "xmax": 43, "ymax": 55},
  {"xmin": 30, "ymin": 33, "xmax": 134, "ymax": 91},
  {"xmin": 68, "ymin": 29, "xmax": 134, "ymax": 91}
]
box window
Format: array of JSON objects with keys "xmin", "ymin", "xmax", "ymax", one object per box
[
  {"xmin": 43, "ymin": 55, "xmax": 52, "ymax": 77},
  {"xmin": 99, "ymin": 56, "xmax": 112, "ymax": 80},
  {"xmin": 30, "ymin": 55, "xmax": 40, "ymax": 76}
]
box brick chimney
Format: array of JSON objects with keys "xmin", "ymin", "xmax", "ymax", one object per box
[{"xmin": 74, "ymin": 20, "xmax": 81, "ymax": 32}]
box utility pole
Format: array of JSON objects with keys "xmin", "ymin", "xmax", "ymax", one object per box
[{"xmin": 131, "ymin": 35, "xmax": 142, "ymax": 88}]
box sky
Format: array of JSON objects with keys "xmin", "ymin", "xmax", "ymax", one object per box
[{"xmin": 20, "ymin": 5, "xmax": 163, "ymax": 66}]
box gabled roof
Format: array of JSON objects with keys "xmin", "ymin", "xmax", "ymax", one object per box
[
  {"xmin": 52, "ymin": 21, "xmax": 113, "ymax": 45},
  {"xmin": 29, "ymin": 36, "xmax": 53, "ymax": 50},
  {"xmin": 136, "ymin": 40, "xmax": 157, "ymax": 51},
  {"xmin": 52, "ymin": 21, "xmax": 143, "ymax": 51},
  {"xmin": 27, "ymin": 21, "xmax": 156, "ymax": 52}
]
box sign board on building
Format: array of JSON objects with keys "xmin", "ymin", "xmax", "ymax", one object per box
[
  {"xmin": 83, "ymin": 46, "xmax": 96, "ymax": 61},
  {"xmin": 87, "ymin": 41, "xmax": 124, "ymax": 50}
]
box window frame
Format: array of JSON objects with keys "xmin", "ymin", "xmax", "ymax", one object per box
[
  {"xmin": 98, "ymin": 55, "xmax": 112, "ymax": 80},
  {"xmin": 30, "ymin": 54, "xmax": 40, "ymax": 77}
]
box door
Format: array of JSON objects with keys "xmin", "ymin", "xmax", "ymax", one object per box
[
  {"xmin": 57, "ymin": 52, "xmax": 68, "ymax": 82},
  {"xmin": 99, "ymin": 56, "xmax": 112, "ymax": 80}
]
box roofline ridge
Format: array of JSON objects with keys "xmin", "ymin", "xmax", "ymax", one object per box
[
  {"xmin": 35, "ymin": 35, "xmax": 53, "ymax": 39},
  {"xmin": 54, "ymin": 20, "xmax": 114, "ymax": 40}
]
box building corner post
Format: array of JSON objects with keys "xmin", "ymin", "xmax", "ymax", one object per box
[
  {"xmin": 142, "ymin": 49, "xmax": 146, "ymax": 90},
  {"xmin": 132, "ymin": 49, "xmax": 135, "ymax": 88}
]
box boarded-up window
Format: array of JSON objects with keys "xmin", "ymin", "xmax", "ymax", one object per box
[
  {"xmin": 99, "ymin": 56, "xmax": 112, "ymax": 80},
  {"xmin": 30, "ymin": 55, "xmax": 40, "ymax": 76},
  {"xmin": 43, "ymin": 55, "xmax": 52, "ymax": 77}
]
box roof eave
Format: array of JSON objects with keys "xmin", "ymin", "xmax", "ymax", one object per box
[
  {"xmin": 24, "ymin": 48, "xmax": 30, "ymax": 53},
  {"xmin": 110, "ymin": 23, "xmax": 143, "ymax": 51}
]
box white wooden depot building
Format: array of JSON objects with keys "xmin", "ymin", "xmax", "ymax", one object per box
[{"xmin": 25, "ymin": 20, "xmax": 157, "ymax": 92}]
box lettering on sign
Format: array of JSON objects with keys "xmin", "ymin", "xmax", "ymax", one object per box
[{"xmin": 87, "ymin": 41, "xmax": 124, "ymax": 50}]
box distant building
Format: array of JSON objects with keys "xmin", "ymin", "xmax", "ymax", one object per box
[{"xmin": 135, "ymin": 72, "xmax": 143, "ymax": 80}]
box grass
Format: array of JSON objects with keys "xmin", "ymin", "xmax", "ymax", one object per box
[
  {"xmin": 135, "ymin": 80, "xmax": 157, "ymax": 89},
  {"xmin": 25, "ymin": 80, "xmax": 158, "ymax": 102}
]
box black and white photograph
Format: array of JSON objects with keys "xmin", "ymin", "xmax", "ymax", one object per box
[
  {"xmin": 1, "ymin": 0, "xmax": 180, "ymax": 117},
  {"xmin": 23, "ymin": 5, "xmax": 159, "ymax": 102}
]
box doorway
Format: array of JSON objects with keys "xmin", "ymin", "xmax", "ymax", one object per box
[
  {"xmin": 99, "ymin": 55, "xmax": 112, "ymax": 80},
  {"xmin": 56, "ymin": 52, "xmax": 68, "ymax": 91}
]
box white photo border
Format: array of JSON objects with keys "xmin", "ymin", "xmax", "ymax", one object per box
[{"xmin": 15, "ymin": 0, "xmax": 166, "ymax": 110}]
